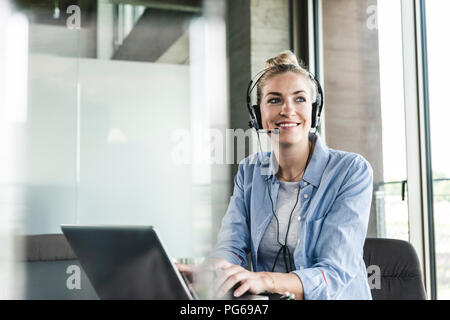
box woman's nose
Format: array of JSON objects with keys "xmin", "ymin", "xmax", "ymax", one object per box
[{"xmin": 280, "ymin": 99, "xmax": 295, "ymax": 115}]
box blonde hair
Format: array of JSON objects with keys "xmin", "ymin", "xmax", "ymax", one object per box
[{"xmin": 257, "ymin": 50, "xmax": 317, "ymax": 105}]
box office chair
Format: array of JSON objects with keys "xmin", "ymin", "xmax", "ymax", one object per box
[
  {"xmin": 363, "ymin": 238, "xmax": 427, "ymax": 300},
  {"xmin": 22, "ymin": 234, "xmax": 98, "ymax": 299}
]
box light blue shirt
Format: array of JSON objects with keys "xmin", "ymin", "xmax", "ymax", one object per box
[{"xmin": 209, "ymin": 133, "xmax": 373, "ymax": 300}]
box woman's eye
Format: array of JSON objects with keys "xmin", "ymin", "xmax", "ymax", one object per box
[
  {"xmin": 268, "ymin": 98, "xmax": 281, "ymax": 104},
  {"xmin": 296, "ymin": 96, "xmax": 306, "ymax": 103}
]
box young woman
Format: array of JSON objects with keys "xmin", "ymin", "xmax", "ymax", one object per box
[{"xmin": 177, "ymin": 51, "xmax": 373, "ymax": 300}]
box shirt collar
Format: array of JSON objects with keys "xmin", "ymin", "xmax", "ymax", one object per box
[
  {"xmin": 302, "ymin": 133, "xmax": 330, "ymax": 187},
  {"xmin": 261, "ymin": 133, "xmax": 330, "ymax": 188}
]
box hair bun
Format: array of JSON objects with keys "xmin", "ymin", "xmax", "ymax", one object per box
[{"xmin": 265, "ymin": 50, "xmax": 300, "ymax": 69}]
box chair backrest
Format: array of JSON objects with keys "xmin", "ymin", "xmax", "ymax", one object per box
[
  {"xmin": 21, "ymin": 234, "xmax": 98, "ymax": 299},
  {"xmin": 363, "ymin": 238, "xmax": 427, "ymax": 300}
]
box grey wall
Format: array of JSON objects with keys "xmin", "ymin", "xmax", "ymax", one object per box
[
  {"xmin": 227, "ymin": 0, "xmax": 252, "ymax": 173},
  {"xmin": 250, "ymin": 0, "xmax": 291, "ymax": 74},
  {"xmin": 322, "ymin": 0, "xmax": 383, "ymax": 237}
]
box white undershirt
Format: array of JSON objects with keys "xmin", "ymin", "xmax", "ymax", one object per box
[{"xmin": 258, "ymin": 180, "xmax": 301, "ymax": 273}]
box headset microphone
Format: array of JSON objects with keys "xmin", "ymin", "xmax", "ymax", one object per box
[{"xmin": 258, "ymin": 128, "xmax": 280, "ymax": 134}]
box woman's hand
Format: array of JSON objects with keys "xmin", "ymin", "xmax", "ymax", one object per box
[
  {"xmin": 175, "ymin": 257, "xmax": 227, "ymax": 282},
  {"xmin": 175, "ymin": 258, "xmax": 232, "ymax": 292},
  {"xmin": 175, "ymin": 262, "xmax": 198, "ymax": 283},
  {"xmin": 176, "ymin": 258, "xmax": 277, "ymax": 299},
  {"xmin": 212, "ymin": 260, "xmax": 274, "ymax": 298}
]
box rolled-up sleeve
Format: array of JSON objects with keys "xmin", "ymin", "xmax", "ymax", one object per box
[
  {"xmin": 292, "ymin": 156, "xmax": 373, "ymax": 300},
  {"xmin": 208, "ymin": 160, "xmax": 251, "ymax": 268}
]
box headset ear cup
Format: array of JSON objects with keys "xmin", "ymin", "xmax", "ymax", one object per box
[
  {"xmin": 311, "ymin": 103, "xmax": 317, "ymax": 129},
  {"xmin": 253, "ymin": 105, "xmax": 263, "ymax": 130}
]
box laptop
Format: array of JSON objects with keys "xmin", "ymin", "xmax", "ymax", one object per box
[{"xmin": 61, "ymin": 225, "xmax": 268, "ymax": 300}]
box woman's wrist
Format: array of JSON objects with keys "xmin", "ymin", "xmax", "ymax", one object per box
[
  {"xmin": 261, "ymin": 272, "xmax": 276, "ymax": 293},
  {"xmin": 260, "ymin": 272, "xmax": 304, "ymax": 299}
]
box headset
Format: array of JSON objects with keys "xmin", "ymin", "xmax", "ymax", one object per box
[
  {"xmin": 246, "ymin": 64, "xmax": 324, "ymax": 132},
  {"xmin": 244, "ymin": 64, "xmax": 324, "ymax": 273}
]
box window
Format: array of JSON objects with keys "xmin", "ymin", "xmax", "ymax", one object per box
[
  {"xmin": 424, "ymin": 0, "xmax": 450, "ymax": 300},
  {"xmin": 376, "ymin": 0, "xmax": 409, "ymax": 241}
]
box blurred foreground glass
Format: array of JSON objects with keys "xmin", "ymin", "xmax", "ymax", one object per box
[
  {"xmin": 0, "ymin": 0, "xmax": 27, "ymax": 299},
  {"xmin": 5, "ymin": 0, "xmax": 231, "ymax": 299}
]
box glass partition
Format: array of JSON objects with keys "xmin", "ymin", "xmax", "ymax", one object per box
[{"xmin": 3, "ymin": 0, "xmax": 228, "ymax": 298}]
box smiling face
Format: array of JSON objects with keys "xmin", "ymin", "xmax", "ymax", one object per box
[{"xmin": 260, "ymin": 72, "xmax": 314, "ymax": 146}]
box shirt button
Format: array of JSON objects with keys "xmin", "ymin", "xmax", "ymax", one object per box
[
  {"xmin": 297, "ymin": 216, "xmax": 301, "ymax": 221},
  {"xmin": 304, "ymin": 194, "xmax": 309, "ymax": 199}
]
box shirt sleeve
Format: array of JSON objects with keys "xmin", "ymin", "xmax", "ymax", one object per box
[
  {"xmin": 291, "ymin": 155, "xmax": 373, "ymax": 300},
  {"xmin": 207, "ymin": 159, "xmax": 251, "ymax": 268}
]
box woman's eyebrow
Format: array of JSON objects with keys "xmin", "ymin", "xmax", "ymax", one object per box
[{"xmin": 266, "ymin": 90, "xmax": 307, "ymax": 96}]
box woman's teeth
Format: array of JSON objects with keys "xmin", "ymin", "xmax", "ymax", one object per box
[{"xmin": 279, "ymin": 123, "xmax": 299, "ymax": 127}]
